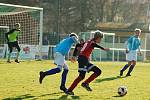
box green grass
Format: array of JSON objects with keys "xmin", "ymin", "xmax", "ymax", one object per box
[{"xmin": 0, "ymin": 60, "xmax": 150, "ymax": 100}]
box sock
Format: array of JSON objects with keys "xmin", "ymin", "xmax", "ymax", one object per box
[
  {"xmin": 44, "ymin": 66, "xmax": 61, "ymax": 76},
  {"xmin": 68, "ymin": 76, "xmax": 83, "ymax": 91},
  {"xmin": 61, "ymin": 69, "xmax": 68, "ymax": 87},
  {"xmin": 84, "ymin": 73, "xmax": 99, "ymax": 84},
  {"xmin": 127, "ymin": 65, "xmax": 135, "ymax": 75},
  {"xmin": 121, "ymin": 64, "xmax": 129, "ymax": 72},
  {"xmin": 16, "ymin": 52, "xmax": 20, "ymax": 60}
]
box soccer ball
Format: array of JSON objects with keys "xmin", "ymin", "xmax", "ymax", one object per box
[{"xmin": 118, "ymin": 86, "xmax": 127, "ymax": 96}]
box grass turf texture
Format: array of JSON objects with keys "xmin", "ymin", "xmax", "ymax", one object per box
[{"xmin": 0, "ymin": 60, "xmax": 150, "ymax": 100}]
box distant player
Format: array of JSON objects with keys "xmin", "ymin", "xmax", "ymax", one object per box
[
  {"xmin": 65, "ymin": 31, "xmax": 110, "ymax": 95},
  {"xmin": 6, "ymin": 23, "xmax": 21, "ymax": 63},
  {"xmin": 39, "ymin": 33, "xmax": 79, "ymax": 92},
  {"xmin": 120, "ymin": 28, "xmax": 142, "ymax": 77}
]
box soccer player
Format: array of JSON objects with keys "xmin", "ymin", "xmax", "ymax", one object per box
[
  {"xmin": 65, "ymin": 31, "xmax": 110, "ymax": 95},
  {"xmin": 120, "ymin": 28, "xmax": 142, "ymax": 77},
  {"xmin": 39, "ymin": 33, "xmax": 79, "ymax": 92},
  {"xmin": 6, "ymin": 23, "xmax": 21, "ymax": 63}
]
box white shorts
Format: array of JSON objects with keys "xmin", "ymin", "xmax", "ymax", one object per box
[
  {"xmin": 54, "ymin": 52, "xmax": 68, "ymax": 70},
  {"xmin": 126, "ymin": 50, "xmax": 137, "ymax": 61}
]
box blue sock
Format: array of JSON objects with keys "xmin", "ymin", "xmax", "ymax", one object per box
[
  {"xmin": 127, "ymin": 65, "xmax": 135, "ymax": 75},
  {"xmin": 44, "ymin": 66, "xmax": 61, "ymax": 76},
  {"xmin": 61, "ymin": 69, "xmax": 68, "ymax": 87},
  {"xmin": 121, "ymin": 64, "xmax": 129, "ymax": 72}
]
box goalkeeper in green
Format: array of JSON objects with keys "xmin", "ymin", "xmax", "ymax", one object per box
[{"xmin": 6, "ymin": 23, "xmax": 21, "ymax": 63}]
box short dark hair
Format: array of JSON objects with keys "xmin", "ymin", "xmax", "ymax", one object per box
[{"xmin": 94, "ymin": 31, "xmax": 103, "ymax": 39}]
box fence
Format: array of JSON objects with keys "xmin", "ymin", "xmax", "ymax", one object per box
[{"xmin": 48, "ymin": 45, "xmax": 150, "ymax": 62}]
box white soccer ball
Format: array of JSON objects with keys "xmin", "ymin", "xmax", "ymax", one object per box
[{"xmin": 118, "ymin": 86, "xmax": 127, "ymax": 96}]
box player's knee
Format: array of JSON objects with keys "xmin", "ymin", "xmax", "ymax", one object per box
[
  {"xmin": 56, "ymin": 67, "xmax": 62, "ymax": 73},
  {"xmin": 131, "ymin": 64, "xmax": 136, "ymax": 67},
  {"xmin": 127, "ymin": 63, "xmax": 131, "ymax": 66},
  {"xmin": 95, "ymin": 68, "xmax": 102, "ymax": 76},
  {"xmin": 91, "ymin": 66, "xmax": 102, "ymax": 76},
  {"xmin": 64, "ymin": 69, "xmax": 68, "ymax": 73},
  {"xmin": 57, "ymin": 68, "xmax": 62, "ymax": 73},
  {"xmin": 79, "ymin": 72, "xmax": 86, "ymax": 80},
  {"xmin": 131, "ymin": 62, "xmax": 136, "ymax": 66}
]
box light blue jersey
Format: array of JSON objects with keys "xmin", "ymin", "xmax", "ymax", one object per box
[
  {"xmin": 54, "ymin": 36, "xmax": 78, "ymax": 56},
  {"xmin": 127, "ymin": 36, "xmax": 141, "ymax": 51}
]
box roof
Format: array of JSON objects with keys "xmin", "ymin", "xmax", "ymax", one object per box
[{"xmin": 95, "ymin": 22, "xmax": 150, "ymax": 33}]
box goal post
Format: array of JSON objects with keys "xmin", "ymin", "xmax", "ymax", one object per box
[
  {"xmin": 0, "ymin": 26, "xmax": 9, "ymax": 45},
  {"xmin": 0, "ymin": 26, "xmax": 9, "ymax": 58},
  {"xmin": 0, "ymin": 3, "xmax": 43, "ymax": 59}
]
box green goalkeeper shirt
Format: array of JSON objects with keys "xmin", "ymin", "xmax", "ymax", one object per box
[{"xmin": 6, "ymin": 29, "xmax": 21, "ymax": 42}]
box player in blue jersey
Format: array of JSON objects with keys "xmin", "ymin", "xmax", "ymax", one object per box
[
  {"xmin": 120, "ymin": 28, "xmax": 142, "ymax": 77},
  {"xmin": 39, "ymin": 33, "xmax": 79, "ymax": 92}
]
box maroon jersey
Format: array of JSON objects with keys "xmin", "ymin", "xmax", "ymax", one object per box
[{"xmin": 80, "ymin": 39, "xmax": 104, "ymax": 59}]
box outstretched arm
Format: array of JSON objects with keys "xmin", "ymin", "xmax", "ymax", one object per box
[{"xmin": 93, "ymin": 43, "xmax": 110, "ymax": 51}]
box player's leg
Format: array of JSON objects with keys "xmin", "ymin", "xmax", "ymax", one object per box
[
  {"xmin": 120, "ymin": 61, "xmax": 131, "ymax": 76},
  {"xmin": 126, "ymin": 61, "xmax": 136, "ymax": 76},
  {"xmin": 60, "ymin": 63, "xmax": 68, "ymax": 92},
  {"xmin": 39, "ymin": 52, "xmax": 64, "ymax": 84},
  {"xmin": 66, "ymin": 71, "xmax": 86, "ymax": 95},
  {"xmin": 7, "ymin": 42, "xmax": 13, "ymax": 63},
  {"xmin": 82, "ymin": 65, "xmax": 102, "ymax": 91},
  {"xmin": 66, "ymin": 55, "xmax": 87, "ymax": 95},
  {"xmin": 126, "ymin": 51, "xmax": 137, "ymax": 76},
  {"xmin": 39, "ymin": 65, "xmax": 62, "ymax": 84},
  {"xmin": 120, "ymin": 51, "xmax": 133, "ymax": 76},
  {"xmin": 14, "ymin": 41, "xmax": 21, "ymax": 63}
]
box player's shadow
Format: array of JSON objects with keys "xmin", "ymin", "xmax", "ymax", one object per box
[
  {"xmin": 2, "ymin": 92, "xmax": 64, "ymax": 100},
  {"xmin": 48, "ymin": 94, "xmax": 80, "ymax": 100},
  {"xmin": 2, "ymin": 94, "xmax": 36, "ymax": 100},
  {"xmin": 112, "ymin": 95, "xmax": 125, "ymax": 98},
  {"xmin": 95, "ymin": 76, "xmax": 126, "ymax": 83},
  {"xmin": 38, "ymin": 92, "xmax": 63, "ymax": 97}
]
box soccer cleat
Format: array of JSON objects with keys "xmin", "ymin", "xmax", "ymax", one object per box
[
  {"xmin": 39, "ymin": 71, "xmax": 45, "ymax": 84},
  {"xmin": 126, "ymin": 74, "xmax": 131, "ymax": 77},
  {"xmin": 7, "ymin": 60, "xmax": 11, "ymax": 63},
  {"xmin": 60, "ymin": 85, "xmax": 67, "ymax": 92},
  {"xmin": 15, "ymin": 59, "xmax": 20, "ymax": 63},
  {"xmin": 65, "ymin": 90, "xmax": 74, "ymax": 95},
  {"xmin": 120, "ymin": 70, "xmax": 123, "ymax": 76},
  {"xmin": 81, "ymin": 83, "xmax": 92, "ymax": 91}
]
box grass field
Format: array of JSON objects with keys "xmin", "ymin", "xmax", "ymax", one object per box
[{"xmin": 0, "ymin": 60, "xmax": 150, "ymax": 100}]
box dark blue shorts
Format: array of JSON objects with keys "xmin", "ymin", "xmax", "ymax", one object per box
[{"xmin": 78, "ymin": 55, "xmax": 95, "ymax": 72}]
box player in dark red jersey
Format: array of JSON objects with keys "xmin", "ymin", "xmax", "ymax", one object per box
[{"xmin": 66, "ymin": 31, "xmax": 110, "ymax": 95}]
